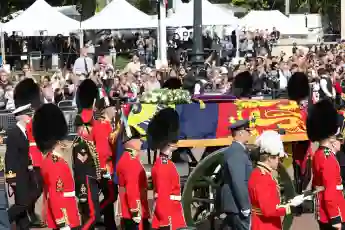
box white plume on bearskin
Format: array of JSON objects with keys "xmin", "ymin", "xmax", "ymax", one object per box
[{"xmin": 255, "ymin": 130, "xmax": 286, "ymax": 157}]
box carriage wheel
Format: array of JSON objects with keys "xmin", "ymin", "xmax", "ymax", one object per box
[{"xmin": 182, "ymin": 148, "xmax": 296, "ymax": 230}]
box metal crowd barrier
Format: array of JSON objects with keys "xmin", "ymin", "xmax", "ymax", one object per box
[{"xmin": 0, "ymin": 106, "xmax": 78, "ymax": 137}]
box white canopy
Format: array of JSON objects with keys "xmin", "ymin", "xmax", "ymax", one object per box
[
  {"xmin": 82, "ymin": 0, "xmax": 156, "ymax": 30},
  {"xmin": 2, "ymin": 0, "xmax": 80, "ymax": 36},
  {"xmin": 166, "ymin": 0, "xmax": 239, "ymax": 27},
  {"xmin": 239, "ymin": 10, "xmax": 308, "ymax": 35}
]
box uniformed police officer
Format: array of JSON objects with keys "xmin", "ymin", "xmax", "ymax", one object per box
[{"xmin": 220, "ymin": 119, "xmax": 253, "ymax": 230}]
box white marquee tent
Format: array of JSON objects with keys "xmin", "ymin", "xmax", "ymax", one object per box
[
  {"xmin": 239, "ymin": 10, "xmax": 308, "ymax": 35},
  {"xmin": 81, "ymin": 0, "xmax": 156, "ymax": 30},
  {"xmin": 2, "ymin": 0, "xmax": 80, "ymax": 36},
  {"xmin": 166, "ymin": 0, "xmax": 239, "ymax": 27}
]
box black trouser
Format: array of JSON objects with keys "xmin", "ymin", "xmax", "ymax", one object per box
[
  {"xmin": 319, "ymin": 221, "xmax": 345, "ymax": 230},
  {"xmin": 7, "ymin": 168, "xmax": 43, "ymax": 229},
  {"xmin": 121, "ymin": 218, "xmax": 150, "ymax": 230},
  {"xmin": 78, "ymin": 175, "xmax": 100, "ymax": 230},
  {"xmin": 99, "ymin": 177, "xmax": 118, "ymax": 230},
  {"xmin": 220, "ymin": 213, "xmax": 250, "ymax": 230}
]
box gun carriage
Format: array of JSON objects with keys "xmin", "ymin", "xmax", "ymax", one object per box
[{"xmin": 128, "ymin": 95, "xmax": 309, "ymax": 230}]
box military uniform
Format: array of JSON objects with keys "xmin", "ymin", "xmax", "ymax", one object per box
[
  {"xmin": 147, "ymin": 108, "xmax": 186, "ymax": 230},
  {"xmin": 116, "ymin": 148, "xmax": 150, "ymax": 230},
  {"xmin": 94, "ymin": 94, "xmax": 120, "ymax": 230},
  {"xmin": 249, "ymin": 162, "xmax": 291, "ymax": 230},
  {"xmin": 32, "ymin": 103, "xmax": 81, "ymax": 229},
  {"xmin": 73, "ymin": 79, "xmax": 101, "ymax": 229},
  {"xmin": 219, "ymin": 120, "xmax": 252, "ymax": 230},
  {"xmin": 287, "ymin": 72, "xmax": 312, "ymax": 195},
  {"xmin": 151, "ymin": 154, "xmax": 186, "ymax": 230},
  {"xmin": 6, "ymin": 79, "xmax": 44, "ymax": 229},
  {"xmin": 248, "ymin": 131, "xmax": 304, "ymax": 230},
  {"xmin": 307, "ymin": 99, "xmax": 345, "ymax": 229}
]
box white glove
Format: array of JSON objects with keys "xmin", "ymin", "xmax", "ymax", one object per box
[
  {"xmin": 60, "ymin": 226, "xmax": 71, "ymax": 230},
  {"xmin": 241, "ymin": 209, "xmax": 251, "ymax": 217},
  {"xmin": 132, "ymin": 216, "xmax": 141, "ymax": 223},
  {"xmin": 289, "ymin": 194, "xmax": 304, "ymax": 207}
]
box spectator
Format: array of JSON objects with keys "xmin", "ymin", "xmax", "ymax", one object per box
[
  {"xmin": 73, "ymin": 48, "xmax": 94, "ymax": 76},
  {"xmin": 41, "ymin": 76, "xmax": 54, "ymax": 103},
  {"xmin": 0, "ymin": 70, "xmax": 10, "ymax": 89},
  {"xmin": 124, "ymin": 54, "xmax": 141, "ymax": 74},
  {"xmin": 144, "ymin": 70, "xmax": 161, "ymax": 92},
  {"xmin": 4, "ymin": 84, "xmax": 14, "ymax": 110}
]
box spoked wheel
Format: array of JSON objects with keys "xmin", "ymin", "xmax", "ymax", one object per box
[{"xmin": 182, "ymin": 148, "xmax": 296, "ymax": 230}]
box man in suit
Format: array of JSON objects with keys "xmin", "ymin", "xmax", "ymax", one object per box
[
  {"xmin": 220, "ymin": 119, "xmax": 253, "ymax": 230},
  {"xmin": 5, "ymin": 79, "xmax": 45, "ymax": 229}
]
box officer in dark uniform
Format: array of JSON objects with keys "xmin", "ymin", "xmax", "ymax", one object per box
[
  {"xmin": 220, "ymin": 119, "xmax": 253, "ymax": 230},
  {"xmin": 5, "ymin": 79, "xmax": 45, "ymax": 229}
]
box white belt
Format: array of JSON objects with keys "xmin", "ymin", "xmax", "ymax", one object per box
[
  {"xmin": 29, "ymin": 142, "xmax": 36, "ymax": 147},
  {"xmin": 154, "ymin": 194, "xmax": 181, "ymax": 201},
  {"xmin": 170, "ymin": 195, "xmax": 181, "ymax": 201},
  {"xmin": 315, "ymin": 185, "xmax": 343, "ymax": 191},
  {"xmin": 63, "ymin": 191, "xmax": 76, "ymax": 197}
]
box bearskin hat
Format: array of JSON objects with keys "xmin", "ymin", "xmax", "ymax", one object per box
[
  {"xmin": 232, "ymin": 71, "xmax": 253, "ymax": 98},
  {"xmin": 307, "ymin": 99, "xmax": 339, "ymax": 142},
  {"xmin": 287, "ymin": 72, "xmax": 310, "ymax": 101},
  {"xmin": 123, "ymin": 126, "xmax": 143, "ymax": 143},
  {"xmin": 147, "ymin": 108, "xmax": 180, "ymax": 150},
  {"xmin": 14, "ymin": 78, "xmax": 41, "ymax": 109},
  {"xmin": 162, "ymin": 78, "xmax": 182, "ymax": 90},
  {"xmin": 76, "ymin": 79, "xmax": 98, "ymax": 109},
  {"xmin": 32, "ymin": 103, "xmax": 68, "ymax": 153}
]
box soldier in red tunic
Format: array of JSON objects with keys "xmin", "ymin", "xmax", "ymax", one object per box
[
  {"xmin": 116, "ymin": 126, "xmax": 150, "ymax": 230},
  {"xmin": 148, "ymin": 108, "xmax": 187, "ymax": 230},
  {"xmin": 248, "ymin": 130, "xmax": 304, "ymax": 230},
  {"xmin": 287, "ymin": 72, "xmax": 312, "ymax": 196},
  {"xmin": 32, "ymin": 103, "xmax": 81, "ymax": 230},
  {"xmin": 94, "ymin": 94, "xmax": 119, "ymax": 229},
  {"xmin": 307, "ymin": 99, "xmax": 345, "ymax": 230}
]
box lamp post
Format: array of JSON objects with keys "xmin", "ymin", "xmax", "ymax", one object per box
[{"xmin": 190, "ymin": 0, "xmax": 204, "ymax": 71}]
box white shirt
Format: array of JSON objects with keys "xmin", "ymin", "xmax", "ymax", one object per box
[
  {"xmin": 16, "ymin": 121, "xmax": 27, "ymax": 138},
  {"xmin": 73, "ymin": 56, "xmax": 94, "ymax": 75}
]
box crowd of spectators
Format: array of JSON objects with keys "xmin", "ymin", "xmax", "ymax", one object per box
[{"xmin": 0, "ymin": 37, "xmax": 345, "ymax": 113}]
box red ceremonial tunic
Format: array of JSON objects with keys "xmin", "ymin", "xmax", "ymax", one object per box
[
  {"xmin": 116, "ymin": 148, "xmax": 149, "ymax": 225},
  {"xmin": 41, "ymin": 152, "xmax": 81, "ymax": 228},
  {"xmin": 92, "ymin": 119, "xmax": 113, "ymax": 173},
  {"xmin": 312, "ymin": 146, "xmax": 345, "ymax": 225},
  {"xmin": 26, "ymin": 118, "xmax": 43, "ymax": 167},
  {"xmin": 248, "ymin": 162, "xmax": 289, "ymax": 230},
  {"xmin": 151, "ymin": 155, "xmax": 186, "ymax": 230}
]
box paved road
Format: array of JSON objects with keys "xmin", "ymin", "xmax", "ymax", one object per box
[{"xmin": 1, "ymin": 145, "xmax": 319, "ymax": 230}]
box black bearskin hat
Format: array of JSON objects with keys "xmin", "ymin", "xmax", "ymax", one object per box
[
  {"xmin": 32, "ymin": 103, "xmax": 68, "ymax": 153},
  {"xmin": 162, "ymin": 78, "xmax": 182, "ymax": 89},
  {"xmin": 307, "ymin": 99, "xmax": 339, "ymax": 142},
  {"xmin": 232, "ymin": 71, "xmax": 253, "ymax": 98},
  {"xmin": 287, "ymin": 72, "xmax": 310, "ymax": 101},
  {"xmin": 14, "ymin": 78, "xmax": 41, "ymax": 109},
  {"xmin": 147, "ymin": 108, "xmax": 180, "ymax": 150},
  {"xmin": 76, "ymin": 79, "xmax": 98, "ymax": 109},
  {"xmin": 123, "ymin": 126, "xmax": 143, "ymax": 143}
]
